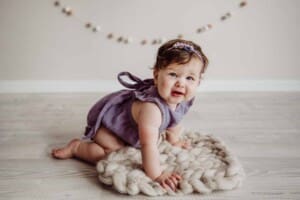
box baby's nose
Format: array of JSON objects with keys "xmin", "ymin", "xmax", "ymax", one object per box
[{"xmin": 175, "ymin": 78, "xmax": 185, "ymax": 87}]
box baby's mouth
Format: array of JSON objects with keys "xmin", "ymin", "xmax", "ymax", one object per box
[{"xmin": 171, "ymin": 90, "xmax": 185, "ymax": 97}]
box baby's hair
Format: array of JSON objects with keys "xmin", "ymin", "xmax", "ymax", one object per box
[{"xmin": 153, "ymin": 39, "xmax": 208, "ymax": 74}]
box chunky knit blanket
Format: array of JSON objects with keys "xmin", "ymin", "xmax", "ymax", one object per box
[{"xmin": 96, "ymin": 131, "xmax": 245, "ymax": 196}]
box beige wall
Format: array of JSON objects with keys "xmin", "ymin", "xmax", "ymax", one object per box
[{"xmin": 0, "ymin": 0, "xmax": 299, "ymax": 81}]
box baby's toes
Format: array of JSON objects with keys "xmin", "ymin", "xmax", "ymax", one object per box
[{"xmin": 52, "ymin": 148, "xmax": 69, "ymax": 159}]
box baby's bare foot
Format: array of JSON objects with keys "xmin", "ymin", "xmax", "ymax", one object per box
[{"xmin": 52, "ymin": 139, "xmax": 80, "ymax": 159}]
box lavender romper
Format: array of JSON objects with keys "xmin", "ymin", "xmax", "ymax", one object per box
[{"xmin": 83, "ymin": 72, "xmax": 194, "ymax": 148}]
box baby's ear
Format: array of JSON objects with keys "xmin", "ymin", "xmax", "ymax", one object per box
[
  {"xmin": 153, "ymin": 69, "xmax": 158, "ymax": 84},
  {"xmin": 197, "ymin": 79, "xmax": 201, "ymax": 86},
  {"xmin": 198, "ymin": 74, "xmax": 203, "ymax": 85}
]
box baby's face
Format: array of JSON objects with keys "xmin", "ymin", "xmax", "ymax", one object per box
[{"xmin": 154, "ymin": 58, "xmax": 203, "ymax": 110}]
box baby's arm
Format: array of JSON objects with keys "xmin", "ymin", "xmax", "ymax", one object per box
[
  {"xmin": 137, "ymin": 102, "xmax": 181, "ymax": 191},
  {"xmin": 138, "ymin": 102, "xmax": 162, "ymax": 179},
  {"xmin": 166, "ymin": 124, "xmax": 191, "ymax": 149}
]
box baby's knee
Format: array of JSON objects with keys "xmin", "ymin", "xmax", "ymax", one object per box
[{"xmin": 89, "ymin": 143, "xmax": 105, "ymax": 160}]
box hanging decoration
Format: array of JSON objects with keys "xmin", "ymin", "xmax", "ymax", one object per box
[{"xmin": 53, "ymin": 1, "xmax": 248, "ymax": 46}]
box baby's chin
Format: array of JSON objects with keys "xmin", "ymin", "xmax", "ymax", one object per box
[{"xmin": 166, "ymin": 98, "xmax": 185, "ymax": 106}]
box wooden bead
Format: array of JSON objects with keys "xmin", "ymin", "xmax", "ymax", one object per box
[
  {"xmin": 152, "ymin": 39, "xmax": 158, "ymax": 45},
  {"xmin": 85, "ymin": 23, "xmax": 91, "ymax": 28},
  {"xmin": 197, "ymin": 27, "xmax": 205, "ymax": 33},
  {"xmin": 240, "ymin": 1, "xmax": 247, "ymax": 7},
  {"xmin": 107, "ymin": 33, "xmax": 114, "ymax": 39},
  {"xmin": 62, "ymin": 7, "xmax": 72, "ymax": 16},
  {"xmin": 54, "ymin": 1, "xmax": 60, "ymax": 7},
  {"xmin": 127, "ymin": 37, "xmax": 133, "ymax": 43},
  {"xmin": 123, "ymin": 37, "xmax": 132, "ymax": 44},
  {"xmin": 141, "ymin": 40, "xmax": 147, "ymax": 45},
  {"xmin": 117, "ymin": 36, "xmax": 123, "ymax": 42},
  {"xmin": 92, "ymin": 26, "xmax": 101, "ymax": 32},
  {"xmin": 221, "ymin": 12, "xmax": 231, "ymax": 21}
]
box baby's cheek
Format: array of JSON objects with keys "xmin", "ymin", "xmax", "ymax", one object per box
[
  {"xmin": 162, "ymin": 79, "xmax": 170, "ymax": 86},
  {"xmin": 161, "ymin": 81, "xmax": 172, "ymax": 91},
  {"xmin": 187, "ymin": 88, "xmax": 197, "ymax": 99}
]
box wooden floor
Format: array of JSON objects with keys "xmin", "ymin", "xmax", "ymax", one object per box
[{"xmin": 0, "ymin": 92, "xmax": 299, "ymax": 200}]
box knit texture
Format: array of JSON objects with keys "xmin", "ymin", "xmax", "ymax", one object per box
[{"xmin": 96, "ymin": 131, "xmax": 245, "ymax": 196}]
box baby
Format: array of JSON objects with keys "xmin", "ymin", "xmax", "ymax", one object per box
[{"xmin": 52, "ymin": 39, "xmax": 208, "ymax": 191}]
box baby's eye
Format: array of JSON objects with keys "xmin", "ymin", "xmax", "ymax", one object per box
[
  {"xmin": 168, "ymin": 72, "xmax": 177, "ymax": 77},
  {"xmin": 186, "ymin": 76, "xmax": 195, "ymax": 81}
]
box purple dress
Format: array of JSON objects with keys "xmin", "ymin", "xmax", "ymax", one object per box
[{"xmin": 83, "ymin": 72, "xmax": 194, "ymax": 148}]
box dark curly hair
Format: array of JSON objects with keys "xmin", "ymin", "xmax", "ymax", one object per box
[{"xmin": 153, "ymin": 39, "xmax": 208, "ymax": 74}]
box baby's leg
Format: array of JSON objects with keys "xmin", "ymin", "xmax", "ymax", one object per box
[
  {"xmin": 52, "ymin": 138, "xmax": 81, "ymax": 159},
  {"xmin": 52, "ymin": 127, "xmax": 125, "ymax": 164},
  {"xmin": 93, "ymin": 126, "xmax": 125, "ymax": 154},
  {"xmin": 52, "ymin": 139, "xmax": 106, "ymax": 164}
]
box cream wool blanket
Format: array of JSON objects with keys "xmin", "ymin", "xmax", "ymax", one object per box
[{"xmin": 96, "ymin": 131, "xmax": 245, "ymax": 196}]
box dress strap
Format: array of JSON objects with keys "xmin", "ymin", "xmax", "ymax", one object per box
[{"xmin": 118, "ymin": 71, "xmax": 154, "ymax": 91}]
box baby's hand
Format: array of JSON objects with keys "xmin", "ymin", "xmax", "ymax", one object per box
[
  {"xmin": 155, "ymin": 172, "xmax": 182, "ymax": 191},
  {"xmin": 173, "ymin": 139, "xmax": 191, "ymax": 149}
]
